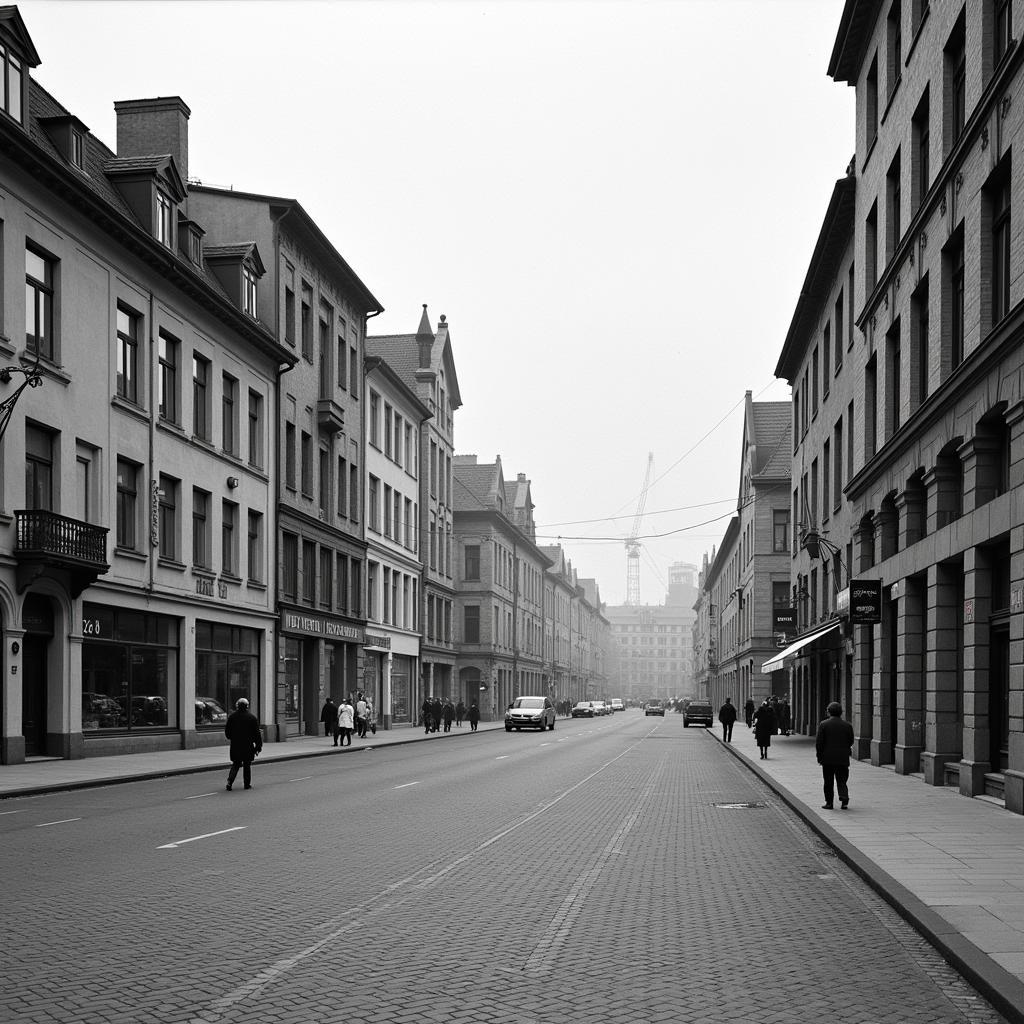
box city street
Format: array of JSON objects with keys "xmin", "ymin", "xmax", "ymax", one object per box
[{"xmin": 1, "ymin": 711, "xmax": 1009, "ymax": 1024}]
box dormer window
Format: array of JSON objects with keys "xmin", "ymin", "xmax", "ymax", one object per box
[
  {"xmin": 71, "ymin": 129, "xmax": 84, "ymax": 169},
  {"xmin": 189, "ymin": 229, "xmax": 202, "ymax": 264},
  {"xmin": 156, "ymin": 191, "xmax": 174, "ymax": 249},
  {"xmin": 1, "ymin": 43, "xmax": 24, "ymax": 123},
  {"xmin": 243, "ymin": 265, "xmax": 258, "ymax": 318}
]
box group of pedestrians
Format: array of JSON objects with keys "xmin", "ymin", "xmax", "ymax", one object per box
[
  {"xmin": 715, "ymin": 693, "xmax": 856, "ymax": 809},
  {"xmin": 318, "ymin": 693, "xmax": 375, "ymax": 747},
  {"xmin": 420, "ymin": 696, "xmax": 480, "ymax": 733}
]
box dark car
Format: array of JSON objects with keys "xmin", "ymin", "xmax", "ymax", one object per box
[
  {"xmin": 571, "ymin": 701, "xmax": 596, "ymax": 718},
  {"xmin": 505, "ymin": 696, "xmax": 556, "ymax": 731},
  {"xmin": 683, "ymin": 700, "xmax": 714, "ymax": 727},
  {"xmin": 645, "ymin": 700, "xmax": 665, "ymax": 716}
]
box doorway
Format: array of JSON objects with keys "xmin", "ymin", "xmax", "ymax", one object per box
[
  {"xmin": 990, "ymin": 624, "xmax": 1009, "ymax": 772},
  {"xmin": 22, "ymin": 595, "xmax": 55, "ymax": 757}
]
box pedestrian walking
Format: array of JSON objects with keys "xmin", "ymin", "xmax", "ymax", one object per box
[
  {"xmin": 355, "ymin": 695, "xmax": 368, "ymax": 738},
  {"xmin": 421, "ymin": 696, "xmax": 433, "ymax": 734},
  {"xmin": 442, "ymin": 699, "xmax": 454, "ymax": 733},
  {"xmin": 752, "ymin": 698, "xmax": 778, "ymax": 760},
  {"xmin": 778, "ymin": 699, "xmax": 792, "ymax": 736},
  {"xmin": 320, "ymin": 697, "xmax": 338, "ymax": 742},
  {"xmin": 225, "ymin": 697, "xmax": 262, "ymax": 791},
  {"xmin": 743, "ymin": 698, "xmax": 755, "ymax": 728},
  {"xmin": 337, "ymin": 696, "xmax": 355, "ymax": 746},
  {"xmin": 431, "ymin": 697, "xmax": 443, "ymax": 733},
  {"xmin": 717, "ymin": 697, "xmax": 737, "ymax": 742},
  {"xmin": 365, "ymin": 697, "xmax": 376, "ymax": 735},
  {"xmin": 456, "ymin": 700, "xmax": 466, "ymax": 727},
  {"xmin": 815, "ymin": 701, "xmax": 855, "ymax": 809},
  {"xmin": 468, "ymin": 702, "xmax": 480, "ymax": 731}
]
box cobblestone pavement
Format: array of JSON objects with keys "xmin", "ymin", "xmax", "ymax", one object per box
[{"xmin": 0, "ymin": 715, "xmax": 1010, "ymax": 1024}]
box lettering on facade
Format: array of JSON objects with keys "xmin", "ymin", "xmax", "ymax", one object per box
[
  {"xmin": 964, "ymin": 598, "xmax": 975, "ymax": 624},
  {"xmin": 849, "ymin": 580, "xmax": 882, "ymax": 624},
  {"xmin": 281, "ymin": 611, "xmax": 364, "ymax": 643},
  {"xmin": 195, "ymin": 578, "xmax": 214, "ymax": 597},
  {"xmin": 1012, "ymin": 587, "xmax": 1023, "ymax": 611},
  {"xmin": 150, "ymin": 479, "xmax": 160, "ymax": 548},
  {"xmin": 364, "ymin": 633, "xmax": 391, "ymax": 650}
]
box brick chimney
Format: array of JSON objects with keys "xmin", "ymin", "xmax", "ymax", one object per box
[{"xmin": 114, "ymin": 96, "xmax": 191, "ymax": 183}]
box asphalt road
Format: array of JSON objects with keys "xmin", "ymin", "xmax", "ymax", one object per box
[{"xmin": 0, "ymin": 712, "xmax": 1010, "ymax": 1024}]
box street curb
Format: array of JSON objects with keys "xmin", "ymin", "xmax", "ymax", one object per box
[
  {"xmin": 0, "ymin": 725, "xmax": 498, "ymax": 801},
  {"xmin": 718, "ymin": 734, "xmax": 1024, "ymax": 1024}
]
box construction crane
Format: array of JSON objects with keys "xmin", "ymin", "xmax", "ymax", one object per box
[{"xmin": 625, "ymin": 452, "xmax": 655, "ymax": 606}]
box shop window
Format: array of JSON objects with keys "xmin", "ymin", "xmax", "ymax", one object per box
[{"xmin": 194, "ymin": 621, "xmax": 260, "ymax": 726}]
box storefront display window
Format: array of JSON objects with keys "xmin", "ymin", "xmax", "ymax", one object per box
[
  {"xmin": 284, "ymin": 637, "xmax": 300, "ymax": 719},
  {"xmin": 195, "ymin": 621, "xmax": 261, "ymax": 726},
  {"xmin": 81, "ymin": 604, "xmax": 178, "ymax": 730}
]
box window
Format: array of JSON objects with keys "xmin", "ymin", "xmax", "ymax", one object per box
[
  {"xmin": 302, "ymin": 540, "xmax": 316, "ymax": 603},
  {"xmin": 369, "ymin": 391, "xmax": 380, "ymax": 447},
  {"xmin": 193, "ymin": 354, "xmax": 210, "ymax": 440},
  {"xmin": 847, "ymin": 400, "xmax": 855, "ymax": 481},
  {"xmin": 337, "ymin": 555, "xmax": 349, "ymax": 613},
  {"xmin": 222, "ymin": 374, "xmax": 237, "ymax": 454},
  {"xmin": 25, "ymin": 424, "xmax": 54, "ymax": 511},
  {"xmin": 994, "ymin": 0, "xmax": 1013, "ymax": 67},
  {"xmin": 866, "ymin": 200, "xmax": 879, "ymax": 291},
  {"xmin": 285, "ymin": 422, "xmax": 296, "ymax": 490},
  {"xmin": 116, "ymin": 458, "xmax": 139, "ymax": 550},
  {"xmin": 222, "ymin": 501, "xmax": 238, "ymax": 576},
  {"xmin": 887, "ymin": 2, "xmax": 902, "ymax": 93},
  {"xmin": 988, "ymin": 159, "xmax": 1011, "ymax": 325},
  {"xmin": 848, "ymin": 264, "xmax": 856, "ymax": 348},
  {"xmin": 865, "ymin": 354, "xmax": 878, "ymax": 457},
  {"xmin": 284, "ymin": 286, "xmax": 295, "ymax": 346},
  {"xmin": 337, "ymin": 334, "xmax": 347, "ymax": 389},
  {"xmin": 911, "ymin": 275, "xmax": 930, "ymax": 407},
  {"xmin": 833, "ymin": 418, "xmax": 844, "ymax": 512},
  {"xmin": 301, "ymin": 283, "xmax": 313, "ymax": 361},
  {"xmin": 350, "ymin": 346, "xmax": 359, "ymax": 397},
  {"xmin": 25, "ymin": 245, "xmax": 55, "ymax": 360},
  {"xmin": 156, "ymin": 191, "xmax": 174, "ymax": 249},
  {"xmin": 192, "ymin": 489, "xmax": 210, "ymax": 568},
  {"xmin": 116, "ymin": 305, "xmax": 140, "ymax": 403},
  {"xmin": 404, "ymin": 497, "xmax": 413, "ymax": 548},
  {"xmin": 319, "ymin": 449, "xmax": 329, "ymax": 518},
  {"xmin": 823, "ymin": 324, "xmax": 831, "ymax": 397},
  {"xmin": 319, "ymin": 312, "xmax": 331, "ymax": 397},
  {"xmin": 247, "ymin": 511, "xmax": 263, "ymax": 583},
  {"xmin": 242, "ymin": 265, "xmax": 258, "ymax": 318},
  {"xmin": 282, "ymin": 532, "xmax": 298, "ymax": 600},
  {"xmin": 159, "ymin": 332, "xmax": 179, "ymax": 423},
  {"xmin": 368, "ymin": 475, "xmax": 380, "ymax": 531},
  {"xmin": 394, "ymin": 414, "xmax": 404, "ymax": 468},
  {"xmin": 944, "ymin": 225, "xmax": 966, "ymax": 372},
  {"xmin": 823, "ymin": 439, "xmax": 831, "ymax": 520},
  {"xmin": 886, "ymin": 148, "xmax": 902, "ymax": 259},
  {"xmin": 319, "ymin": 548, "xmax": 333, "ymax": 609},
  {"xmin": 912, "ymin": 88, "xmax": 930, "ymax": 212},
  {"xmin": 886, "ymin": 318, "xmax": 902, "ymax": 435},
  {"xmin": 1, "ymin": 42, "xmax": 25, "ymax": 123},
  {"xmin": 158, "ymin": 475, "xmax": 178, "ymax": 561},
  {"xmin": 946, "ymin": 11, "xmax": 967, "ymax": 147},
  {"xmin": 384, "ymin": 403, "xmax": 393, "ymax": 458},
  {"xmin": 300, "ymin": 431, "xmax": 313, "ymax": 495},
  {"xmin": 772, "ymin": 510, "xmax": 790, "ymax": 553},
  {"xmin": 393, "ymin": 490, "xmax": 401, "ymax": 544},
  {"xmin": 866, "ymin": 54, "xmax": 879, "ymax": 149},
  {"xmin": 337, "ymin": 456, "xmax": 347, "ymax": 519},
  {"xmin": 351, "ymin": 560, "xmax": 362, "ymax": 617},
  {"xmin": 811, "ymin": 346, "xmax": 819, "ymax": 414},
  {"xmin": 464, "ymin": 605, "xmax": 481, "ymax": 644},
  {"xmin": 247, "ymin": 389, "xmax": 263, "ymax": 468},
  {"xmin": 349, "ymin": 464, "xmax": 359, "ymax": 521}
]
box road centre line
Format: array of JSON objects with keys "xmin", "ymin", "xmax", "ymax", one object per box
[
  {"xmin": 494, "ymin": 755, "xmax": 509, "ymax": 760},
  {"xmin": 158, "ymin": 826, "xmax": 246, "ymax": 850},
  {"xmin": 289, "ymin": 776, "xmax": 313, "ymax": 782},
  {"xmin": 188, "ymin": 738, "xmax": 645, "ymax": 1023},
  {"xmin": 393, "ymin": 781, "xmax": 420, "ymax": 789},
  {"xmin": 0, "ymin": 809, "xmax": 23, "ymax": 815},
  {"xmin": 185, "ymin": 793, "xmax": 217, "ymax": 800},
  {"xmin": 36, "ymin": 818, "xmax": 82, "ymax": 827}
]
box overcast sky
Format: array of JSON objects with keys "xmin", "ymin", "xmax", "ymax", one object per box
[{"xmin": 20, "ymin": 0, "xmax": 854, "ymax": 607}]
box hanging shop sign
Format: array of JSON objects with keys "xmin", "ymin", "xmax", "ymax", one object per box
[
  {"xmin": 849, "ymin": 580, "xmax": 882, "ymax": 624},
  {"xmin": 772, "ymin": 607, "xmax": 797, "ymax": 638}
]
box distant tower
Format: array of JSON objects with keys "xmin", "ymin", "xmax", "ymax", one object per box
[{"xmin": 625, "ymin": 453, "xmax": 654, "ymax": 605}]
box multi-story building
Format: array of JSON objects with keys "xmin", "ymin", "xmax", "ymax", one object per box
[
  {"xmin": 368, "ymin": 307, "xmax": 461, "ymax": 707},
  {"xmin": 775, "ymin": 0, "xmax": 1024, "ymax": 814},
  {"xmin": 453, "ymin": 455, "xmax": 553, "ymax": 718},
  {"xmin": 188, "ymin": 185, "xmax": 382, "ymax": 740},
  {"xmin": 363, "ymin": 355, "xmax": 431, "ymax": 727},
  {"xmin": 0, "ymin": 9, "xmax": 293, "ymax": 762},
  {"xmin": 578, "ymin": 578, "xmax": 611, "ymax": 701}
]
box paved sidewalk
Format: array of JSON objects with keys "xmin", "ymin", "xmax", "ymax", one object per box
[
  {"xmin": 718, "ymin": 727, "xmax": 1024, "ymax": 1024},
  {"xmin": 0, "ymin": 719, "xmax": 507, "ymax": 799}
]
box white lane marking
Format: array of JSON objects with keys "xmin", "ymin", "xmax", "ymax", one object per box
[
  {"xmin": 290, "ymin": 776, "xmax": 313, "ymax": 782},
  {"xmin": 158, "ymin": 826, "xmax": 246, "ymax": 849},
  {"xmin": 393, "ymin": 781, "xmax": 420, "ymax": 790},
  {"xmin": 494, "ymin": 755, "xmax": 509, "ymax": 760},
  {"xmin": 186, "ymin": 793, "xmax": 218, "ymax": 800},
  {"xmin": 0, "ymin": 810, "xmax": 23, "ymax": 815},
  {"xmin": 36, "ymin": 818, "xmax": 82, "ymax": 827}
]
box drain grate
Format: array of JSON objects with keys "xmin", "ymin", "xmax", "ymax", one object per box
[{"xmin": 712, "ymin": 801, "xmax": 768, "ymax": 809}]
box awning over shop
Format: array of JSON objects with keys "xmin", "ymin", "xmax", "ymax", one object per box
[{"xmin": 761, "ymin": 621, "xmax": 841, "ymax": 673}]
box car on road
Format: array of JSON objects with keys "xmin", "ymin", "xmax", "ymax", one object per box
[
  {"xmin": 571, "ymin": 701, "xmax": 596, "ymax": 718},
  {"xmin": 591, "ymin": 700, "xmax": 609, "ymax": 716},
  {"xmin": 644, "ymin": 700, "xmax": 665, "ymax": 716},
  {"xmin": 683, "ymin": 700, "xmax": 715, "ymax": 727},
  {"xmin": 610, "ymin": 698, "xmax": 624, "ymax": 712},
  {"xmin": 505, "ymin": 696, "xmax": 556, "ymax": 731}
]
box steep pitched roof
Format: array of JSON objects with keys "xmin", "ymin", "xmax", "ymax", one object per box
[
  {"xmin": 452, "ymin": 457, "xmax": 504, "ymax": 513},
  {"xmin": 750, "ymin": 401, "xmax": 792, "ymax": 479}
]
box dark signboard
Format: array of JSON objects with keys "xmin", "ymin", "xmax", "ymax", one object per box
[
  {"xmin": 772, "ymin": 607, "xmax": 797, "ymax": 637},
  {"xmin": 849, "ymin": 580, "xmax": 882, "ymax": 624}
]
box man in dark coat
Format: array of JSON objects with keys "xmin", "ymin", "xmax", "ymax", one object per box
[
  {"xmin": 816, "ymin": 701, "xmax": 855, "ymax": 809},
  {"xmin": 225, "ymin": 697, "xmax": 262, "ymax": 791},
  {"xmin": 467, "ymin": 703, "xmax": 480, "ymax": 732},
  {"xmin": 455, "ymin": 700, "xmax": 466, "ymax": 727},
  {"xmin": 442, "ymin": 699, "xmax": 454, "ymax": 733},
  {"xmin": 320, "ymin": 697, "xmax": 338, "ymax": 743},
  {"xmin": 743, "ymin": 698, "xmax": 755, "ymax": 728},
  {"xmin": 717, "ymin": 697, "xmax": 737, "ymax": 742},
  {"xmin": 421, "ymin": 696, "xmax": 433, "ymax": 734},
  {"xmin": 752, "ymin": 699, "xmax": 777, "ymax": 760}
]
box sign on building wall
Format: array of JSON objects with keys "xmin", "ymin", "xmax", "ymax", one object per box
[{"xmin": 849, "ymin": 580, "xmax": 882, "ymax": 624}]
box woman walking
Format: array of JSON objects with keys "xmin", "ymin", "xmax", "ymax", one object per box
[
  {"xmin": 337, "ymin": 696, "xmax": 355, "ymax": 747},
  {"xmin": 752, "ymin": 698, "xmax": 778, "ymax": 760}
]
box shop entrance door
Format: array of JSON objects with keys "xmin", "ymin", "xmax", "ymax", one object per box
[
  {"xmin": 990, "ymin": 624, "xmax": 1009, "ymax": 772},
  {"xmin": 22, "ymin": 635, "xmax": 48, "ymax": 756}
]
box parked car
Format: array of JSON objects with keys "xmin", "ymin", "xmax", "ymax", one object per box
[
  {"xmin": 683, "ymin": 700, "xmax": 715, "ymax": 727},
  {"xmin": 571, "ymin": 701, "xmax": 596, "ymax": 718},
  {"xmin": 645, "ymin": 700, "xmax": 665, "ymax": 716},
  {"xmin": 195, "ymin": 696, "xmax": 229, "ymax": 725},
  {"xmin": 610, "ymin": 698, "xmax": 625, "ymax": 712},
  {"xmin": 591, "ymin": 700, "xmax": 609, "ymax": 716},
  {"xmin": 505, "ymin": 696, "xmax": 556, "ymax": 731}
]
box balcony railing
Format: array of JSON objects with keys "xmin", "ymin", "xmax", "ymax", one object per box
[{"xmin": 14, "ymin": 510, "xmax": 109, "ymax": 597}]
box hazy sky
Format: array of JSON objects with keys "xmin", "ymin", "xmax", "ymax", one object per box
[{"xmin": 19, "ymin": 0, "xmax": 854, "ymax": 606}]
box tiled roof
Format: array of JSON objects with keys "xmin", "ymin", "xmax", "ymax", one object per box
[
  {"xmin": 453, "ymin": 462, "xmax": 499, "ymax": 512},
  {"xmin": 751, "ymin": 402, "xmax": 792, "ymax": 478},
  {"xmin": 365, "ymin": 335, "xmax": 420, "ymax": 390}
]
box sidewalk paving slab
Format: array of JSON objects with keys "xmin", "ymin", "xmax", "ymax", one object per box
[{"xmin": 717, "ymin": 728, "xmax": 1024, "ymax": 1024}]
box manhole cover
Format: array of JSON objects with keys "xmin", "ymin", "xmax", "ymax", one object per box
[{"xmin": 712, "ymin": 801, "xmax": 768, "ymax": 809}]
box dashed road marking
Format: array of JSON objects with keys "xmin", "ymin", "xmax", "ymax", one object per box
[
  {"xmin": 36, "ymin": 818, "xmax": 82, "ymax": 827},
  {"xmin": 185, "ymin": 793, "xmax": 218, "ymax": 800},
  {"xmin": 158, "ymin": 826, "xmax": 246, "ymax": 850},
  {"xmin": 393, "ymin": 781, "xmax": 420, "ymax": 789},
  {"xmin": 289, "ymin": 776, "xmax": 314, "ymax": 782}
]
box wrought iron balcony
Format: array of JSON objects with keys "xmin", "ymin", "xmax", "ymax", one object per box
[{"xmin": 14, "ymin": 509, "xmax": 110, "ymax": 597}]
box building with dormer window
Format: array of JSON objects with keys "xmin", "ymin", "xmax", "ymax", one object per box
[{"xmin": 0, "ymin": 7, "xmax": 294, "ymax": 763}]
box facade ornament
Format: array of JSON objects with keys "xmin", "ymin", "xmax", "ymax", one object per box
[
  {"xmin": 896, "ymin": 272, "xmax": 901, "ymax": 290},
  {"xmin": 955, "ymin": 171, "xmax": 964, "ymax": 193},
  {"xmin": 981, "ymin": 125, "xmax": 989, "ymax": 149},
  {"xmin": 940, "ymin": 193, "xmax": 947, "ymax": 216},
  {"xmin": 1002, "ymin": 94, "xmax": 1013, "ymax": 118},
  {"xmin": 920, "ymin": 231, "xmax": 927, "ymax": 248},
  {"xmin": 909, "ymin": 249, "xmax": 914, "ymax": 267}
]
